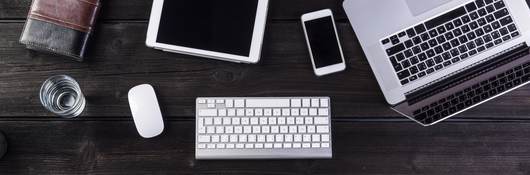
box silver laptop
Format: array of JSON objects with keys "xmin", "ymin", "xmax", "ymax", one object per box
[{"xmin": 343, "ymin": 0, "xmax": 530, "ymax": 126}]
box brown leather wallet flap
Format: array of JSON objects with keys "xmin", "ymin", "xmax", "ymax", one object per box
[{"xmin": 28, "ymin": 0, "xmax": 100, "ymax": 32}]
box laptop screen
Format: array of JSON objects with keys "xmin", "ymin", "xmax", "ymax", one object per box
[{"xmin": 156, "ymin": 0, "xmax": 258, "ymax": 57}]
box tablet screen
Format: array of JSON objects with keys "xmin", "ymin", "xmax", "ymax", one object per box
[{"xmin": 156, "ymin": 0, "xmax": 259, "ymax": 57}]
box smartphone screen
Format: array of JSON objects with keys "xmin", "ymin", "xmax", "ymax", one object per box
[{"xmin": 304, "ymin": 16, "xmax": 343, "ymax": 68}]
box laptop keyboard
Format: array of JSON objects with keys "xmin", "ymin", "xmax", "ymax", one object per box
[
  {"xmin": 381, "ymin": 0, "xmax": 520, "ymax": 85},
  {"xmin": 412, "ymin": 61, "xmax": 530, "ymax": 125}
]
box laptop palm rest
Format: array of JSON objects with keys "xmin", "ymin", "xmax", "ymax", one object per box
[{"xmin": 393, "ymin": 43, "xmax": 530, "ymax": 126}]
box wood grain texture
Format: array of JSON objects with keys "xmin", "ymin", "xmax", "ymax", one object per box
[
  {"xmin": 1, "ymin": 121, "xmax": 530, "ymax": 174},
  {"xmin": 2, "ymin": 21, "xmax": 530, "ymax": 119}
]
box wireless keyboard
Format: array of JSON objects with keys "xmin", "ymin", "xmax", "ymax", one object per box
[{"xmin": 195, "ymin": 97, "xmax": 332, "ymax": 159}]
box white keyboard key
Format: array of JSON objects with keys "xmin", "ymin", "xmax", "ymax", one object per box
[
  {"xmin": 302, "ymin": 143, "xmax": 311, "ymax": 148},
  {"xmin": 257, "ymin": 135, "xmax": 266, "ymax": 142},
  {"xmin": 198, "ymin": 126, "xmax": 206, "ymax": 133},
  {"xmin": 204, "ymin": 117, "xmax": 212, "ymax": 125},
  {"xmin": 226, "ymin": 99, "xmax": 234, "ymax": 107},
  {"xmin": 289, "ymin": 126, "xmax": 297, "ymax": 133},
  {"xmin": 229, "ymin": 135, "xmax": 238, "ymax": 142},
  {"xmin": 221, "ymin": 135, "xmax": 229, "ymax": 142},
  {"xmin": 248, "ymin": 135, "xmax": 257, "ymax": 142},
  {"xmin": 252, "ymin": 126, "xmax": 261, "ymax": 133},
  {"xmin": 246, "ymin": 99, "xmax": 290, "ymax": 108},
  {"xmin": 284, "ymin": 143, "xmax": 292, "ymax": 148},
  {"xmin": 294, "ymin": 134, "xmax": 302, "ymax": 142},
  {"xmin": 207, "ymin": 126, "xmax": 215, "ymax": 134},
  {"xmin": 245, "ymin": 144, "xmax": 254, "ymax": 149},
  {"xmin": 266, "ymin": 135, "xmax": 275, "ymax": 142},
  {"xmin": 273, "ymin": 109, "xmax": 281, "ymax": 116},
  {"xmin": 277, "ymin": 117, "xmax": 286, "ymax": 124},
  {"xmin": 305, "ymin": 117, "xmax": 313, "ymax": 124},
  {"xmin": 198, "ymin": 144, "xmax": 206, "ymax": 149},
  {"xmin": 291, "ymin": 108, "xmax": 299, "ymax": 116},
  {"xmin": 275, "ymin": 134, "xmax": 284, "ymax": 142},
  {"xmin": 235, "ymin": 100, "xmax": 245, "ymax": 107},
  {"xmin": 250, "ymin": 117, "xmax": 258, "ymax": 125},
  {"xmin": 217, "ymin": 144, "xmax": 226, "ymax": 149},
  {"xmin": 243, "ymin": 126, "xmax": 252, "ymax": 133},
  {"xmin": 237, "ymin": 109, "xmax": 245, "ymax": 116},
  {"xmin": 241, "ymin": 118, "xmax": 249, "ymax": 125},
  {"xmin": 265, "ymin": 143, "xmax": 273, "ymax": 148},
  {"xmin": 225, "ymin": 126, "xmax": 234, "ymax": 133},
  {"xmin": 239, "ymin": 135, "xmax": 247, "ymax": 142},
  {"xmin": 198, "ymin": 135, "xmax": 211, "ymax": 143},
  {"xmin": 236, "ymin": 144, "xmax": 244, "ymax": 148},
  {"xmin": 227, "ymin": 144, "xmax": 235, "ymax": 148},
  {"xmin": 302, "ymin": 99, "xmax": 311, "ymax": 107},
  {"xmin": 212, "ymin": 135, "xmax": 220, "ymax": 142},
  {"xmin": 312, "ymin": 143, "xmax": 320, "ymax": 148},
  {"xmin": 300, "ymin": 108, "xmax": 308, "ymax": 116},
  {"xmin": 219, "ymin": 109, "xmax": 227, "ymax": 116},
  {"xmin": 235, "ymin": 126, "xmax": 243, "ymax": 133},
  {"xmin": 320, "ymin": 98, "xmax": 329, "ymax": 107},
  {"xmin": 295, "ymin": 117, "xmax": 304, "ymax": 124},
  {"xmin": 246, "ymin": 109, "xmax": 254, "ymax": 116},
  {"xmin": 232, "ymin": 118, "xmax": 240, "ymax": 125},
  {"xmin": 312, "ymin": 134, "xmax": 320, "ymax": 142},
  {"xmin": 216, "ymin": 99, "xmax": 224, "ymax": 104},
  {"xmin": 291, "ymin": 99, "xmax": 301, "ymax": 107},
  {"xmin": 262, "ymin": 126, "xmax": 270, "ymax": 133},
  {"xmin": 227, "ymin": 109, "xmax": 236, "ymax": 116},
  {"xmin": 200, "ymin": 109, "xmax": 218, "ymax": 117},
  {"xmin": 285, "ymin": 134, "xmax": 293, "ymax": 142},
  {"xmin": 259, "ymin": 117, "xmax": 268, "ymax": 124},
  {"xmin": 216, "ymin": 126, "xmax": 224, "ymax": 133},
  {"xmin": 311, "ymin": 99, "xmax": 320, "ymax": 107},
  {"xmin": 280, "ymin": 126, "xmax": 288, "ymax": 133},
  {"xmin": 322, "ymin": 143, "xmax": 330, "ymax": 148},
  {"xmin": 298, "ymin": 126, "xmax": 306, "ymax": 133},
  {"xmin": 282, "ymin": 109, "xmax": 290, "ymax": 116},
  {"xmin": 303, "ymin": 134, "xmax": 311, "ymax": 142},
  {"xmin": 214, "ymin": 117, "xmax": 222, "ymax": 125},
  {"xmin": 264, "ymin": 109, "xmax": 272, "ymax": 116},
  {"xmin": 307, "ymin": 125, "xmax": 315, "ymax": 133},
  {"xmin": 309, "ymin": 108, "xmax": 318, "ymax": 116},
  {"xmin": 198, "ymin": 99, "xmax": 206, "ymax": 104},
  {"xmin": 208, "ymin": 144, "xmax": 216, "ymax": 149},
  {"xmin": 318, "ymin": 108, "xmax": 329, "ymax": 116},
  {"xmin": 207, "ymin": 103, "xmax": 215, "ymax": 108},
  {"xmin": 293, "ymin": 143, "xmax": 301, "ymax": 148},
  {"xmin": 255, "ymin": 143, "xmax": 263, "ymax": 148},
  {"xmin": 287, "ymin": 117, "xmax": 295, "ymax": 124},
  {"xmin": 207, "ymin": 99, "xmax": 215, "ymax": 104},
  {"xmin": 255, "ymin": 109, "xmax": 263, "ymax": 116},
  {"xmin": 317, "ymin": 126, "xmax": 329, "ymax": 133},
  {"xmin": 268, "ymin": 117, "xmax": 277, "ymax": 125},
  {"xmin": 271, "ymin": 126, "xmax": 279, "ymax": 133},
  {"xmin": 274, "ymin": 143, "xmax": 282, "ymax": 148},
  {"xmin": 322, "ymin": 134, "xmax": 330, "ymax": 142},
  {"xmin": 314, "ymin": 117, "xmax": 329, "ymax": 124},
  {"xmin": 223, "ymin": 117, "xmax": 231, "ymax": 125}
]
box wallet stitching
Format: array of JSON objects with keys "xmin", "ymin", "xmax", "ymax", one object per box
[
  {"xmin": 21, "ymin": 40, "xmax": 82, "ymax": 59},
  {"xmin": 30, "ymin": 13, "xmax": 91, "ymax": 31}
]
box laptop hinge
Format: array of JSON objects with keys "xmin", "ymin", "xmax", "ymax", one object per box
[{"xmin": 405, "ymin": 43, "xmax": 529, "ymax": 105}]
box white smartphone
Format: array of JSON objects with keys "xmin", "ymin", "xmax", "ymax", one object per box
[{"xmin": 301, "ymin": 9, "xmax": 346, "ymax": 76}]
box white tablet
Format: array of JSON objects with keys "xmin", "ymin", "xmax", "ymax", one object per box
[{"xmin": 146, "ymin": 0, "xmax": 269, "ymax": 64}]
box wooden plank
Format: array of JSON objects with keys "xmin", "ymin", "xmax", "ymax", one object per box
[
  {"xmin": 0, "ymin": 121, "xmax": 530, "ymax": 174},
  {"xmin": 0, "ymin": 0, "xmax": 347, "ymax": 21},
  {"xmin": 1, "ymin": 22, "xmax": 530, "ymax": 119}
]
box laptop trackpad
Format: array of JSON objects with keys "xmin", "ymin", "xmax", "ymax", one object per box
[{"xmin": 406, "ymin": 0, "xmax": 453, "ymax": 16}]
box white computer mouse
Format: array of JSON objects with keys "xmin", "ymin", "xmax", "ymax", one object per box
[{"xmin": 128, "ymin": 84, "xmax": 164, "ymax": 138}]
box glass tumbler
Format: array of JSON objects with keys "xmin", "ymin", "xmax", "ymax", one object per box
[{"xmin": 39, "ymin": 75, "xmax": 86, "ymax": 118}]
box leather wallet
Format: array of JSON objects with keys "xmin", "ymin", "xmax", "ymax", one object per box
[{"xmin": 19, "ymin": 0, "xmax": 101, "ymax": 61}]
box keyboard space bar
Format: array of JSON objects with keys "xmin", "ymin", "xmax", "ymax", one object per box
[{"xmin": 246, "ymin": 99, "xmax": 290, "ymax": 108}]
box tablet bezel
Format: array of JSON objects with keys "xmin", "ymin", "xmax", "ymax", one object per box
[{"xmin": 146, "ymin": 0, "xmax": 268, "ymax": 63}]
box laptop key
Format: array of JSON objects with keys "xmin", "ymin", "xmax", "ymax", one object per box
[
  {"xmin": 387, "ymin": 43, "xmax": 405, "ymax": 56},
  {"xmin": 397, "ymin": 70, "xmax": 411, "ymax": 79}
]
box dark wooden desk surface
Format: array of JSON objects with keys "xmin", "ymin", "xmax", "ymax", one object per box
[{"xmin": 2, "ymin": 0, "xmax": 530, "ymax": 174}]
